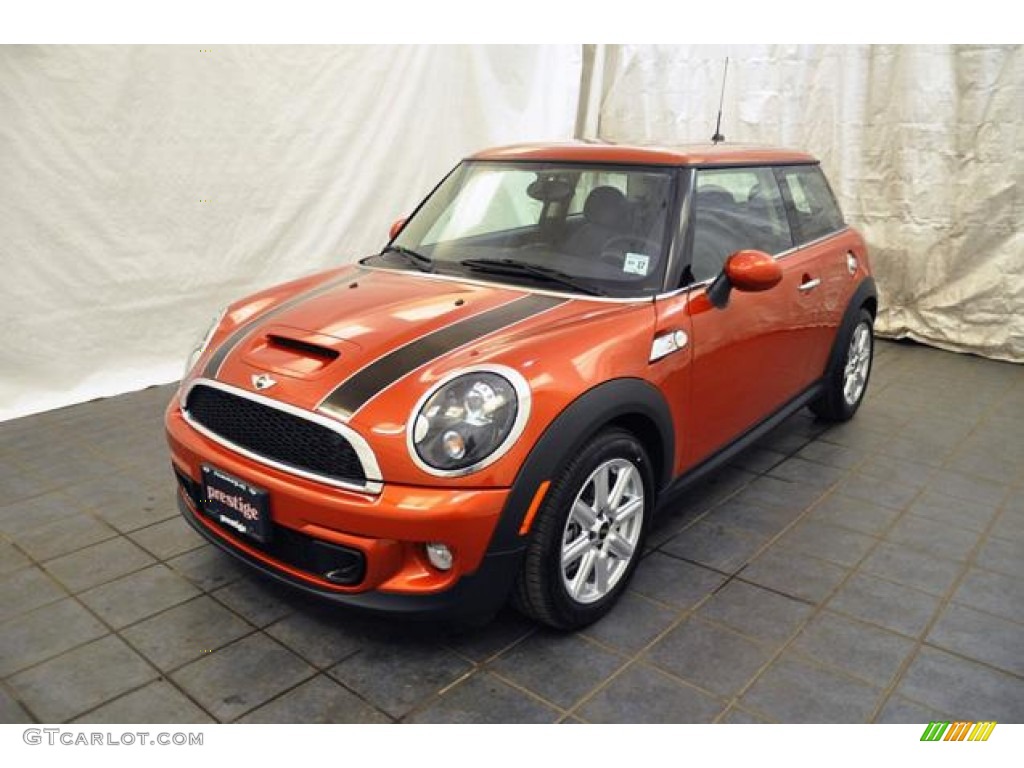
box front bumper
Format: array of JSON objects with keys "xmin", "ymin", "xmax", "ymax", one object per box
[{"xmin": 167, "ymin": 402, "xmax": 522, "ymax": 620}]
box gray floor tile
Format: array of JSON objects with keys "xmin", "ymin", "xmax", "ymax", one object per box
[
  {"xmin": 909, "ymin": 491, "xmax": 1000, "ymax": 533},
  {"xmin": 0, "ymin": 685, "xmax": 33, "ymax": 723},
  {"xmin": 630, "ymin": 552, "xmax": 727, "ymax": 609},
  {"xmin": 886, "ymin": 515, "xmax": 981, "ymax": 562},
  {"xmin": 0, "ymin": 566, "xmax": 67, "ymax": 623},
  {"xmin": 491, "ymin": 632, "xmax": 624, "ymax": 710},
  {"xmin": 792, "ymin": 611, "xmax": 915, "ymax": 686},
  {"xmin": 951, "ymin": 568, "xmax": 1024, "ymax": 623},
  {"xmin": 8, "ymin": 635, "xmax": 156, "ymax": 723},
  {"xmin": 768, "ymin": 456, "xmax": 849, "ymax": 489},
  {"xmin": 210, "ymin": 576, "xmax": 295, "ymax": 627},
  {"xmin": 859, "ymin": 541, "xmax": 963, "ymax": 596},
  {"xmin": 578, "ymin": 663, "xmax": 725, "ymax": 723},
  {"xmin": 837, "ymin": 474, "xmax": 920, "ymax": 510},
  {"xmin": 989, "ymin": 511, "xmax": 1024, "ymax": 543},
  {"xmin": 828, "ymin": 573, "xmax": 941, "ymax": 638},
  {"xmin": 79, "ymin": 564, "xmax": 200, "ymax": 629},
  {"xmin": 720, "ymin": 706, "xmax": 769, "ymax": 723},
  {"xmin": 660, "ymin": 520, "xmax": 768, "ymax": 573},
  {"xmin": 238, "ymin": 675, "xmax": 389, "ymax": 723},
  {"xmin": 129, "ymin": 516, "xmax": 205, "ymax": 560},
  {"xmin": 171, "ymin": 634, "xmax": 314, "ymax": 721},
  {"xmin": 121, "ymin": 595, "xmax": 252, "ymax": 671},
  {"xmin": 741, "ymin": 652, "xmax": 882, "ymax": 723},
  {"xmin": 741, "ymin": 547, "xmax": 848, "ymax": 604},
  {"xmin": 44, "ymin": 536, "xmax": 155, "ymax": 593},
  {"xmin": 0, "ymin": 541, "xmax": 30, "ymax": 576},
  {"xmin": 0, "ymin": 598, "xmax": 108, "ymax": 677},
  {"xmin": 927, "ymin": 603, "xmax": 1024, "ymax": 676},
  {"xmin": 265, "ymin": 610, "xmax": 367, "ymax": 668},
  {"xmin": 329, "ymin": 641, "xmax": 472, "ymax": 718},
  {"xmin": 805, "ymin": 493, "xmax": 900, "ymax": 536},
  {"xmin": 729, "ymin": 446, "xmax": 787, "ymax": 474},
  {"xmin": 897, "ymin": 647, "xmax": 1024, "ymax": 722},
  {"xmin": 776, "ymin": 518, "xmax": 876, "ymax": 567},
  {"xmin": 974, "ymin": 535, "xmax": 1022, "ymax": 577},
  {"xmin": 857, "ymin": 456, "xmax": 936, "ymax": 489},
  {"xmin": 704, "ymin": 498, "xmax": 803, "ymax": 537},
  {"xmin": 875, "ymin": 694, "xmax": 947, "ymax": 724},
  {"xmin": 796, "ymin": 441, "xmax": 866, "ymax": 470},
  {"xmin": 444, "ymin": 609, "xmax": 535, "ymax": 663},
  {"xmin": 697, "ymin": 580, "xmax": 812, "ymax": 646},
  {"xmin": 928, "ymin": 470, "xmax": 1008, "ymax": 508},
  {"xmin": 734, "ymin": 475, "xmax": 826, "ymax": 511},
  {"xmin": 581, "ymin": 590, "xmax": 676, "ymax": 653},
  {"xmin": 0, "ymin": 490, "xmax": 81, "ymax": 537},
  {"xmin": 167, "ymin": 545, "xmax": 246, "ymax": 592},
  {"xmin": 645, "ymin": 617, "xmax": 773, "ymax": 697},
  {"xmin": 12, "ymin": 513, "xmax": 118, "ymax": 562},
  {"xmin": 74, "ymin": 680, "xmax": 213, "ymax": 724},
  {"xmin": 408, "ymin": 672, "xmax": 559, "ymax": 724}
]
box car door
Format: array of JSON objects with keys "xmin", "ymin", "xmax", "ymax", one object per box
[
  {"xmin": 674, "ymin": 165, "xmax": 817, "ymax": 465},
  {"xmin": 774, "ymin": 164, "xmax": 854, "ymax": 379}
]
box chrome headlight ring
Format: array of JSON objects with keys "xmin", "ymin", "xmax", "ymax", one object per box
[{"xmin": 406, "ymin": 364, "xmax": 532, "ymax": 477}]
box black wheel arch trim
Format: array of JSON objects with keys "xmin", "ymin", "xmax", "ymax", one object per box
[
  {"xmin": 821, "ymin": 276, "xmax": 877, "ymax": 378},
  {"xmin": 487, "ymin": 377, "xmax": 674, "ymax": 555}
]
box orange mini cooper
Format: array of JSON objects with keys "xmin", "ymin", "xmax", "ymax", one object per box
[{"xmin": 167, "ymin": 142, "xmax": 876, "ymax": 629}]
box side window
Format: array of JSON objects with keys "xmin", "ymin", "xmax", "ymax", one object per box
[
  {"xmin": 777, "ymin": 165, "xmax": 845, "ymax": 244},
  {"xmin": 689, "ymin": 167, "xmax": 792, "ymax": 283}
]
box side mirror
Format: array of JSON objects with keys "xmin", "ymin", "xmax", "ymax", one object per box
[
  {"xmin": 389, "ymin": 217, "xmax": 407, "ymax": 241},
  {"xmin": 707, "ymin": 250, "xmax": 782, "ymax": 308}
]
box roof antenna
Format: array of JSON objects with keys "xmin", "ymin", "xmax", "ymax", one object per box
[{"xmin": 711, "ymin": 57, "xmax": 729, "ymax": 144}]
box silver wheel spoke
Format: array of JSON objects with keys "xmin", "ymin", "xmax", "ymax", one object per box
[
  {"xmin": 562, "ymin": 535, "xmax": 592, "ymax": 566},
  {"xmin": 571, "ymin": 500, "xmax": 597, "ymax": 529},
  {"xmin": 607, "ymin": 466, "xmax": 632, "ymax": 509},
  {"xmin": 593, "ymin": 468, "xmax": 610, "ymax": 510},
  {"xmin": 613, "ymin": 497, "xmax": 643, "ymax": 525},
  {"xmin": 593, "ymin": 554, "xmax": 610, "ymax": 594},
  {"xmin": 605, "ymin": 531, "xmax": 634, "ymax": 560},
  {"xmin": 570, "ymin": 550, "xmax": 597, "ymax": 599}
]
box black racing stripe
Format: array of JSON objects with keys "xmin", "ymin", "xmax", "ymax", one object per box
[
  {"xmin": 201, "ymin": 270, "xmax": 359, "ymax": 378},
  {"xmin": 319, "ymin": 294, "xmax": 567, "ymax": 419}
]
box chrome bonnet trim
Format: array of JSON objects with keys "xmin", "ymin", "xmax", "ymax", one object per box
[{"xmin": 181, "ymin": 378, "xmax": 384, "ymax": 496}]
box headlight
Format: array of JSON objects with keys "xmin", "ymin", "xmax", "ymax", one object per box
[
  {"xmin": 408, "ymin": 366, "xmax": 530, "ymax": 474},
  {"xmin": 184, "ymin": 307, "xmax": 227, "ymax": 378}
]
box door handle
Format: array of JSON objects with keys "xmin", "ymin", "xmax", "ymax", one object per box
[{"xmin": 798, "ymin": 277, "xmax": 821, "ymax": 292}]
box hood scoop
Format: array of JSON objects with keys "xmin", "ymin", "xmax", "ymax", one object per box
[
  {"xmin": 265, "ymin": 334, "xmax": 340, "ymax": 362},
  {"xmin": 241, "ymin": 325, "xmax": 359, "ymax": 379}
]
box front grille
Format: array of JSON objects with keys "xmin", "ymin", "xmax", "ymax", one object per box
[
  {"xmin": 174, "ymin": 468, "xmax": 365, "ymax": 586},
  {"xmin": 184, "ymin": 384, "xmax": 367, "ymax": 486}
]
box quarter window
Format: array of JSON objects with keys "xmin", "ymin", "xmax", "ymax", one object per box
[
  {"xmin": 689, "ymin": 167, "xmax": 792, "ymax": 283},
  {"xmin": 777, "ymin": 165, "xmax": 845, "ymax": 244}
]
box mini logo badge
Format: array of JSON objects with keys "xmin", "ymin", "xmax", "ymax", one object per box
[{"xmin": 251, "ymin": 373, "xmax": 277, "ymax": 391}]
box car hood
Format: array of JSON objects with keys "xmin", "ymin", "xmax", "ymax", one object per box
[{"xmin": 194, "ymin": 265, "xmax": 593, "ymax": 417}]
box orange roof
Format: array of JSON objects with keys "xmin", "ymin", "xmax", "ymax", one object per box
[{"xmin": 472, "ymin": 142, "xmax": 817, "ymax": 167}]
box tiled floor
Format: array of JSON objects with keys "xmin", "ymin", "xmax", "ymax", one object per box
[{"xmin": 2, "ymin": 340, "xmax": 1022, "ymax": 723}]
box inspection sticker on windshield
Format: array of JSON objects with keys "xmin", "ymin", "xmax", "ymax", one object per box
[{"xmin": 623, "ymin": 252, "xmax": 650, "ymax": 276}]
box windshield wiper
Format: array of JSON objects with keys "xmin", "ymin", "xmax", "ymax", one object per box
[
  {"xmin": 459, "ymin": 258, "xmax": 606, "ymax": 297},
  {"xmin": 380, "ymin": 245, "xmax": 434, "ymax": 272}
]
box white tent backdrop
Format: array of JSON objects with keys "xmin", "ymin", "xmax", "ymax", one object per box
[
  {"xmin": 0, "ymin": 44, "xmax": 1020, "ymax": 421},
  {"xmin": 585, "ymin": 44, "xmax": 1023, "ymax": 363},
  {"xmin": 0, "ymin": 45, "xmax": 582, "ymax": 420}
]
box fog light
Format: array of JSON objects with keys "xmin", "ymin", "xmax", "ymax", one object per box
[{"xmin": 425, "ymin": 542, "xmax": 453, "ymax": 571}]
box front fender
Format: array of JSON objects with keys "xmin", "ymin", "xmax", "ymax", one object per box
[{"xmin": 487, "ymin": 377, "xmax": 674, "ymax": 555}]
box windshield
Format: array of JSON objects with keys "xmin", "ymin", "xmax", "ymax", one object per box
[{"xmin": 370, "ymin": 161, "xmax": 677, "ymax": 298}]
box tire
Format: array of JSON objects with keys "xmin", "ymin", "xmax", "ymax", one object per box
[
  {"xmin": 810, "ymin": 308, "xmax": 874, "ymax": 422},
  {"xmin": 512, "ymin": 428, "xmax": 654, "ymax": 630}
]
